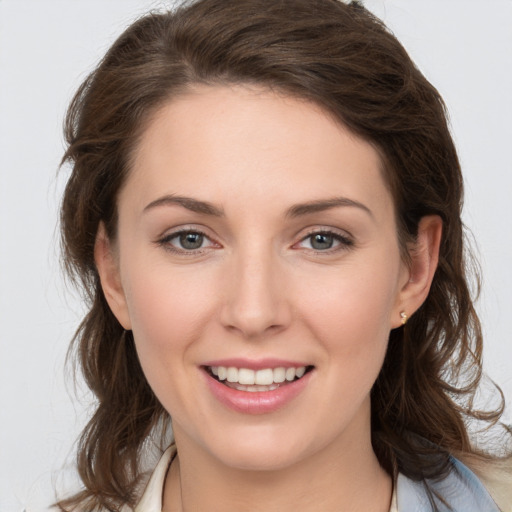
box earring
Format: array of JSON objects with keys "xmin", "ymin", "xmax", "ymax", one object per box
[{"xmin": 400, "ymin": 311, "xmax": 408, "ymax": 325}]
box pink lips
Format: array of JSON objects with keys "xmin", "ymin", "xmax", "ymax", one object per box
[
  {"xmin": 202, "ymin": 358, "xmax": 308, "ymax": 370},
  {"xmin": 202, "ymin": 359, "xmax": 313, "ymax": 415}
]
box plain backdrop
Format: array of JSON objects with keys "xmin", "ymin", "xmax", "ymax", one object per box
[{"xmin": 1, "ymin": 1, "xmax": 511, "ymax": 510}]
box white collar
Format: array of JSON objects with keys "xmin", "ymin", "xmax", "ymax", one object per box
[{"xmin": 135, "ymin": 445, "xmax": 176, "ymax": 512}]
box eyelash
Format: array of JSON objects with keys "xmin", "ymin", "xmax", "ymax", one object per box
[
  {"xmin": 295, "ymin": 229, "xmax": 354, "ymax": 254},
  {"xmin": 156, "ymin": 228, "xmax": 217, "ymax": 255},
  {"xmin": 156, "ymin": 228, "xmax": 354, "ymax": 255}
]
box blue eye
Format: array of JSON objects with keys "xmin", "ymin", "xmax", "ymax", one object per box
[
  {"xmin": 159, "ymin": 229, "xmax": 216, "ymax": 252},
  {"xmin": 309, "ymin": 233, "xmax": 336, "ymax": 250},
  {"xmin": 178, "ymin": 232, "xmax": 205, "ymax": 250},
  {"xmin": 298, "ymin": 231, "xmax": 353, "ymax": 252}
]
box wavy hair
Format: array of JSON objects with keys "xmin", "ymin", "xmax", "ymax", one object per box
[{"xmin": 58, "ymin": 0, "xmax": 510, "ymax": 509}]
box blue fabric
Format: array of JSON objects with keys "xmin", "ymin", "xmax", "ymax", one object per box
[{"xmin": 396, "ymin": 456, "xmax": 501, "ymax": 511}]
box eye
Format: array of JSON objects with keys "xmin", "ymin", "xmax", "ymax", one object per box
[
  {"xmin": 296, "ymin": 230, "xmax": 353, "ymax": 252},
  {"xmin": 307, "ymin": 233, "xmax": 337, "ymax": 250},
  {"xmin": 177, "ymin": 231, "xmax": 206, "ymax": 250},
  {"xmin": 158, "ymin": 229, "xmax": 219, "ymax": 253}
]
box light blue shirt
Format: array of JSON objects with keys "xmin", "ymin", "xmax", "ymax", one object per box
[{"xmin": 396, "ymin": 456, "xmax": 501, "ymax": 511}]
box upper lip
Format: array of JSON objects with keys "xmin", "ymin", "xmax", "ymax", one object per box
[{"xmin": 201, "ymin": 358, "xmax": 311, "ymax": 370}]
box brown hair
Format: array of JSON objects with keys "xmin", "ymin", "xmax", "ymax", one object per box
[{"xmin": 58, "ymin": 0, "xmax": 510, "ymax": 509}]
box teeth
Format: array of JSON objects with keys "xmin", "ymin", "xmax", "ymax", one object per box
[
  {"xmin": 209, "ymin": 365, "xmax": 307, "ymax": 386},
  {"xmin": 295, "ymin": 366, "xmax": 306, "ymax": 378},
  {"xmin": 226, "ymin": 367, "xmax": 238, "ymax": 383},
  {"xmin": 238, "ymin": 368, "xmax": 255, "ymax": 385},
  {"xmin": 273, "ymin": 367, "xmax": 286, "ymax": 383},
  {"xmin": 226, "ymin": 382, "xmax": 280, "ymax": 392},
  {"xmin": 255, "ymin": 368, "xmax": 273, "ymax": 385}
]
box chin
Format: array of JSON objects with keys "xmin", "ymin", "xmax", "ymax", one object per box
[
  {"xmin": 219, "ymin": 447, "xmax": 303, "ymax": 472},
  {"xmin": 202, "ymin": 425, "xmax": 316, "ymax": 472}
]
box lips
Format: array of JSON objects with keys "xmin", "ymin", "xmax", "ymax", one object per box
[{"xmin": 202, "ymin": 361, "xmax": 314, "ymax": 414}]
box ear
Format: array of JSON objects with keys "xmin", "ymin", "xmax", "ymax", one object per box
[
  {"xmin": 94, "ymin": 223, "xmax": 132, "ymax": 330},
  {"xmin": 392, "ymin": 215, "xmax": 443, "ymax": 328}
]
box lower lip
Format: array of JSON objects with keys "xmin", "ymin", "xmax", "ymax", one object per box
[{"xmin": 203, "ymin": 369, "xmax": 313, "ymax": 415}]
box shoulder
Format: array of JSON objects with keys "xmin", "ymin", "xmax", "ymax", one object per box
[
  {"xmin": 396, "ymin": 456, "xmax": 506, "ymax": 511},
  {"xmin": 468, "ymin": 456, "xmax": 512, "ymax": 512}
]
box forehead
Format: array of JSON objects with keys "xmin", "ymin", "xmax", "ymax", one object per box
[{"xmin": 125, "ymin": 85, "xmax": 393, "ymax": 220}]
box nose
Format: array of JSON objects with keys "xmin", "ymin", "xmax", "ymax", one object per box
[{"xmin": 219, "ymin": 245, "xmax": 291, "ymax": 339}]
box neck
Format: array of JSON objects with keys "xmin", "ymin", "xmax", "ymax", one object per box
[{"xmin": 163, "ymin": 424, "xmax": 392, "ymax": 512}]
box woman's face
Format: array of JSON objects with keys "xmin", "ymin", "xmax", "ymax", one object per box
[{"xmin": 102, "ymin": 85, "xmax": 413, "ymax": 471}]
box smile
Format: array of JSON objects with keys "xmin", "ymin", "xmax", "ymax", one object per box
[
  {"xmin": 210, "ymin": 365, "xmax": 307, "ymax": 387},
  {"xmin": 203, "ymin": 364, "xmax": 314, "ymax": 404}
]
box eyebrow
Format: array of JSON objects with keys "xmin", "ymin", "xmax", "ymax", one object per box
[
  {"xmin": 286, "ymin": 197, "xmax": 373, "ymax": 219},
  {"xmin": 143, "ymin": 195, "xmax": 225, "ymax": 217},
  {"xmin": 143, "ymin": 194, "xmax": 372, "ymax": 219}
]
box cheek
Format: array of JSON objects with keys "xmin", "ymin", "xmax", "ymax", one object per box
[
  {"xmin": 298, "ymin": 267, "xmax": 398, "ymax": 428},
  {"xmin": 305, "ymin": 268, "xmax": 398, "ymax": 322},
  {"xmin": 297, "ymin": 256, "xmax": 401, "ymax": 366},
  {"xmin": 120, "ymin": 260, "xmax": 217, "ymax": 377}
]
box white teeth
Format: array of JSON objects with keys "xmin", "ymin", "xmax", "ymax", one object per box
[
  {"xmin": 226, "ymin": 367, "xmax": 238, "ymax": 382},
  {"xmin": 255, "ymin": 368, "xmax": 274, "ymax": 385},
  {"xmin": 209, "ymin": 365, "xmax": 308, "ymax": 386},
  {"xmin": 238, "ymin": 368, "xmax": 255, "ymax": 385},
  {"xmin": 295, "ymin": 366, "xmax": 306, "ymax": 378},
  {"xmin": 285, "ymin": 367, "xmax": 296, "ymax": 381},
  {"xmin": 226, "ymin": 382, "xmax": 280, "ymax": 392},
  {"xmin": 273, "ymin": 367, "xmax": 286, "ymax": 383}
]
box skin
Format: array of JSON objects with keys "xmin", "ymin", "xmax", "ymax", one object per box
[{"xmin": 95, "ymin": 85, "xmax": 442, "ymax": 511}]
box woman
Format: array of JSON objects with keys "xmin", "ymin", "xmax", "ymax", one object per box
[{"xmin": 57, "ymin": 0, "xmax": 511, "ymax": 510}]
